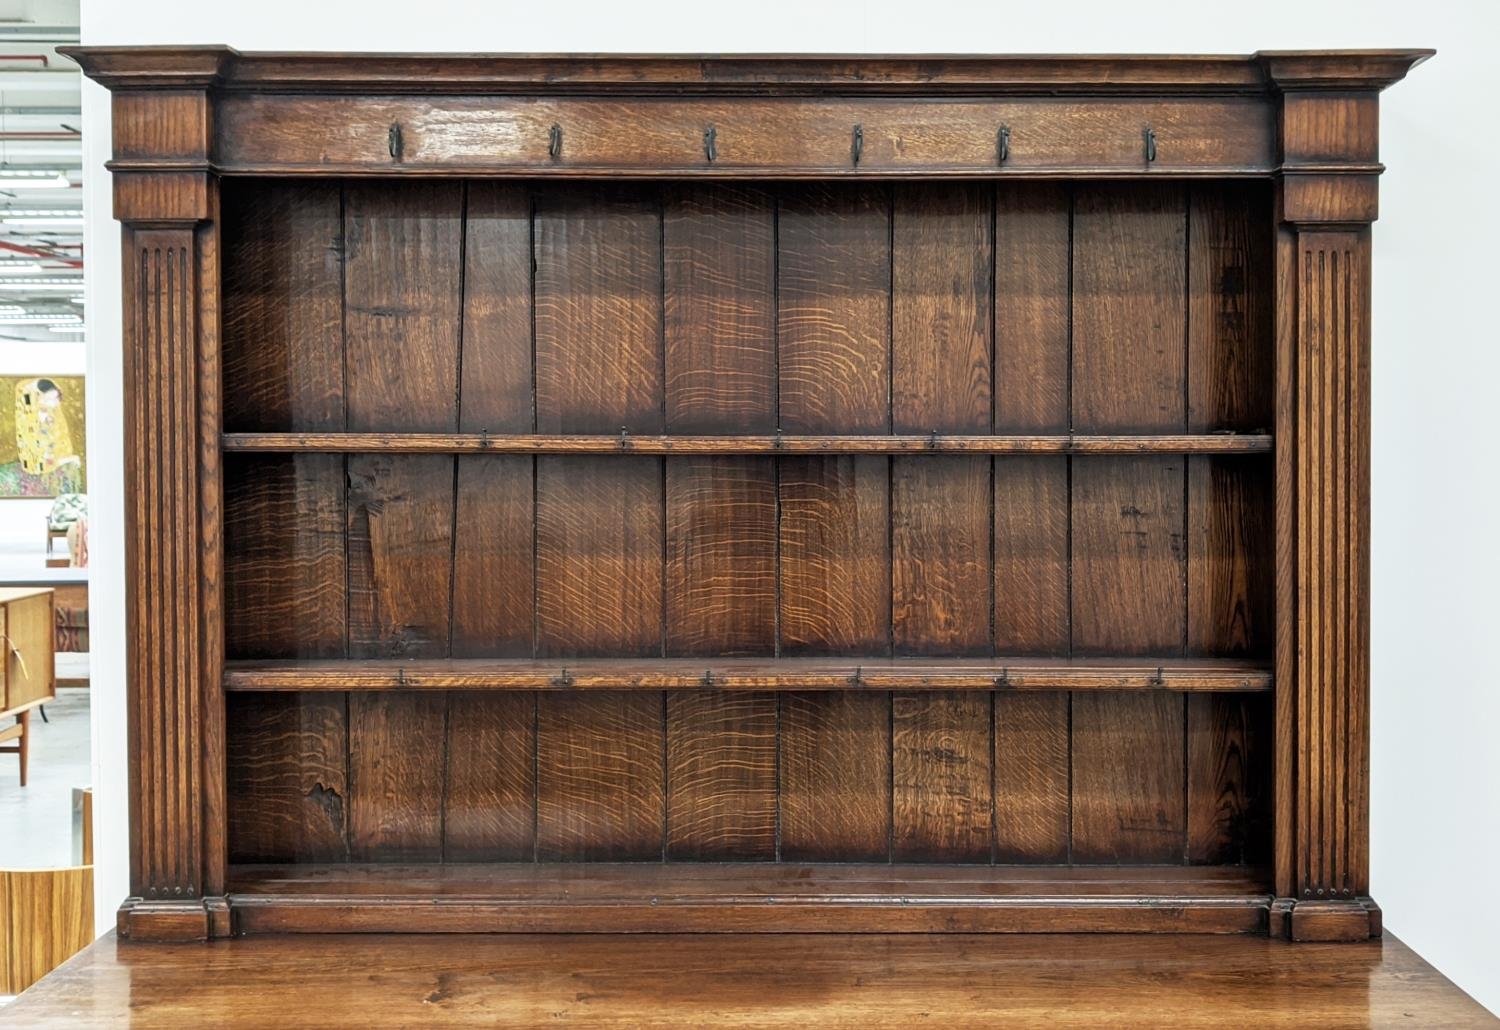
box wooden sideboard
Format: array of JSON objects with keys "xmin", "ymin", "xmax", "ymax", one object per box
[
  {"xmin": 64, "ymin": 46, "xmax": 1429, "ymax": 945},
  {"xmin": 0, "ymin": 586, "xmax": 56, "ymax": 786}
]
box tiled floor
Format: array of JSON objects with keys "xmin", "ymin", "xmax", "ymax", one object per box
[{"xmin": 0, "ymin": 686, "xmax": 91, "ymax": 869}]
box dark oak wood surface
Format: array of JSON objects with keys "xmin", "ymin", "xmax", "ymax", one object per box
[
  {"xmin": 72, "ymin": 47, "xmax": 1427, "ymax": 943},
  {"xmin": 9, "ymin": 931, "xmax": 1492, "ymax": 1028}
]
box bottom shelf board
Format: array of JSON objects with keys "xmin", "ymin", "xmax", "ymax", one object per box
[{"xmin": 225, "ymin": 863, "xmax": 1274, "ymax": 935}]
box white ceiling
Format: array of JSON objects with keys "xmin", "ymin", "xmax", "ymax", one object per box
[{"xmin": 0, "ymin": 0, "xmax": 81, "ymax": 347}]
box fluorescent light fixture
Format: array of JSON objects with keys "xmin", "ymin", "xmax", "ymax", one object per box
[
  {"xmin": 0, "ymin": 305, "xmax": 23, "ymax": 316},
  {"xmin": 0, "ymin": 171, "xmax": 71, "ymax": 190},
  {"xmin": 0, "ymin": 315, "xmax": 82, "ymax": 324},
  {"xmin": 47, "ymin": 324, "xmax": 84, "ymax": 333},
  {"xmin": 0, "ymin": 262, "xmax": 42, "ymax": 274},
  {"xmin": 1, "ymin": 215, "xmax": 83, "ymax": 226},
  {"xmin": 0, "ymin": 279, "xmax": 85, "ymax": 291}
]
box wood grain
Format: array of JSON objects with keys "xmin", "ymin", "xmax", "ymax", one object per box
[
  {"xmin": 1187, "ymin": 182, "xmax": 1273, "ymax": 433},
  {"xmin": 346, "ymin": 455, "xmax": 454, "ymax": 659},
  {"xmin": 536, "ymin": 457, "xmax": 663, "ymax": 657},
  {"xmin": 223, "ymin": 432, "xmax": 1273, "ymax": 456},
  {"xmin": 891, "ymin": 183, "xmax": 991, "ymax": 434},
  {"xmin": 221, "ymin": 181, "xmax": 343, "ymax": 432},
  {"xmin": 0, "ymin": 866, "xmax": 92, "ymax": 995},
  {"xmin": 14, "ymin": 929, "xmax": 1492, "ymax": 1029},
  {"xmin": 993, "ymin": 456, "xmax": 1069, "ymax": 655},
  {"xmin": 778, "ymin": 183, "xmax": 890, "ymax": 434},
  {"xmin": 459, "ymin": 183, "xmax": 533, "ymax": 434},
  {"xmin": 1187, "ymin": 694, "xmax": 1270, "ymax": 866},
  {"xmin": 891, "ymin": 457, "xmax": 991, "ymax": 656},
  {"xmin": 994, "ymin": 183, "xmax": 1070, "ymax": 433},
  {"xmin": 534, "ymin": 186, "xmax": 663, "ymax": 433},
  {"xmin": 780, "ymin": 692, "xmax": 890, "ymax": 861},
  {"xmin": 666, "ymin": 458, "xmax": 776, "ymax": 656},
  {"xmin": 892, "ymin": 692, "xmax": 992, "ymax": 862},
  {"xmin": 993, "ymin": 692, "xmax": 1070, "ymax": 863},
  {"xmin": 663, "ymin": 185, "xmax": 775, "ymax": 433},
  {"xmin": 226, "ymin": 692, "xmax": 348, "ymax": 863},
  {"xmin": 1187, "ymin": 456, "xmax": 1273, "ymax": 658},
  {"xmin": 451, "ymin": 455, "xmax": 534, "ymax": 658},
  {"xmin": 348, "ymin": 691, "xmax": 447, "ymax": 862},
  {"xmin": 1071, "ymin": 456, "xmax": 1186, "ymax": 655},
  {"xmin": 443, "ymin": 692, "xmax": 536, "ymax": 862},
  {"xmin": 223, "ymin": 454, "xmax": 346, "ymax": 659},
  {"xmin": 343, "ymin": 181, "xmax": 463, "ymax": 432},
  {"xmin": 1072, "ymin": 184, "xmax": 1187, "ymax": 433},
  {"xmin": 1071, "ymin": 692, "xmax": 1186, "ymax": 864},
  {"xmin": 226, "ymin": 656, "xmax": 1271, "ymax": 693},
  {"xmin": 778, "ymin": 456, "xmax": 890, "ymax": 655},
  {"xmin": 665, "ymin": 692, "xmax": 777, "ymax": 860},
  {"xmin": 536, "ymin": 692, "xmax": 664, "ymax": 861}
]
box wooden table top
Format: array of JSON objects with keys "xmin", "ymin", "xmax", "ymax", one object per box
[{"xmin": 6, "ymin": 931, "xmax": 1493, "ymax": 1028}]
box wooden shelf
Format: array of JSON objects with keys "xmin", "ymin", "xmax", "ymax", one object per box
[
  {"xmin": 223, "ymin": 656, "xmax": 1272, "ymax": 693},
  {"xmin": 226, "ymin": 862, "xmax": 1274, "ymax": 934},
  {"xmin": 221, "ymin": 432, "xmax": 1273, "ymax": 456}
]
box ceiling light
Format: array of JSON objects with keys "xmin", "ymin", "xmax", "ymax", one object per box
[
  {"xmin": 47, "ymin": 324, "xmax": 84, "ymax": 333},
  {"xmin": 0, "ymin": 171, "xmax": 71, "ymax": 190},
  {"xmin": 2, "ymin": 217, "xmax": 83, "ymax": 227},
  {"xmin": 0, "ymin": 279, "xmax": 85, "ymax": 291},
  {"xmin": 0, "ymin": 314, "xmax": 82, "ymax": 324},
  {"xmin": 0, "ymin": 262, "xmax": 41, "ymax": 274}
]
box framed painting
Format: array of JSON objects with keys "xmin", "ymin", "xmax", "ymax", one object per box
[{"xmin": 0, "ymin": 376, "xmax": 86, "ymax": 498}]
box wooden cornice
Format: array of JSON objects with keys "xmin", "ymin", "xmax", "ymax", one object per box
[{"xmin": 61, "ymin": 46, "xmax": 1432, "ymax": 96}]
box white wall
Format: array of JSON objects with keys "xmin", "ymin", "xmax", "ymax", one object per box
[{"xmin": 79, "ymin": 0, "xmax": 1499, "ymax": 1011}]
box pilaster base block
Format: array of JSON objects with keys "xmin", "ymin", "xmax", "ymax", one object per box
[
  {"xmin": 118, "ymin": 897, "xmax": 229, "ymax": 942},
  {"xmin": 1280, "ymin": 898, "xmax": 1382, "ymax": 942}
]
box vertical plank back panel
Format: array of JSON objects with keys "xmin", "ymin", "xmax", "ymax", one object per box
[
  {"xmin": 226, "ymin": 693, "xmax": 348, "ymax": 864},
  {"xmin": 994, "ymin": 183, "xmax": 1070, "ymax": 434},
  {"xmin": 992, "ymin": 183, "xmax": 1071, "ymax": 659},
  {"xmin": 666, "ymin": 692, "xmax": 777, "ymax": 861},
  {"xmin": 891, "ymin": 183, "xmax": 992, "ymax": 434},
  {"xmin": 536, "ymin": 692, "xmax": 664, "ymax": 861},
  {"xmin": 891, "ymin": 457, "xmax": 991, "ymax": 655},
  {"xmin": 892, "ymin": 693, "xmax": 992, "ymax": 862},
  {"xmin": 1071, "ymin": 184, "xmax": 1187, "ymax": 434},
  {"xmin": 664, "ymin": 185, "xmax": 776, "ymax": 433},
  {"xmin": 780, "ymin": 691, "xmax": 891, "ymax": 862},
  {"xmin": 666, "ymin": 457, "xmax": 776, "ymax": 656},
  {"xmin": 221, "ymin": 182, "xmax": 344, "ymax": 432},
  {"xmin": 346, "ymin": 455, "xmax": 454, "ymax": 659},
  {"xmin": 348, "ymin": 690, "xmax": 447, "ymax": 862},
  {"xmin": 459, "ymin": 183, "xmax": 533, "ymax": 435},
  {"xmin": 778, "ymin": 182, "xmax": 892, "ymax": 662},
  {"xmin": 1067, "ymin": 184, "xmax": 1191, "ymax": 867},
  {"xmin": 1071, "ymin": 692, "xmax": 1186, "ymax": 863},
  {"xmin": 1187, "ymin": 182, "xmax": 1273, "ymax": 434},
  {"xmin": 452, "ymin": 455, "xmax": 534, "ymax": 658},
  {"xmin": 223, "ymin": 454, "xmax": 347, "ymax": 660},
  {"xmin": 1187, "ymin": 694, "xmax": 1271, "ymax": 866},
  {"xmin": 536, "ymin": 457, "xmax": 663, "ymax": 657},
  {"xmin": 534, "ymin": 186, "xmax": 662, "ymax": 434},
  {"xmin": 343, "ymin": 181, "xmax": 463, "ymax": 432},
  {"xmin": 993, "ymin": 456, "xmax": 1069, "ymax": 655},
  {"xmin": 778, "ymin": 456, "xmax": 890, "ymax": 655},
  {"xmin": 778, "ymin": 184, "xmax": 890, "ymax": 434},
  {"xmin": 1187, "ymin": 456, "xmax": 1273, "ymax": 659},
  {"xmin": 993, "ymin": 693, "xmax": 1070, "ymax": 863},
  {"xmin": 663, "ymin": 186, "xmax": 778, "ymax": 656},
  {"xmin": 531, "ymin": 187, "xmax": 668, "ymax": 862},
  {"xmin": 444, "ymin": 693, "xmax": 536, "ymax": 862},
  {"xmin": 1071, "ymin": 456, "xmax": 1186, "ymax": 654}
]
